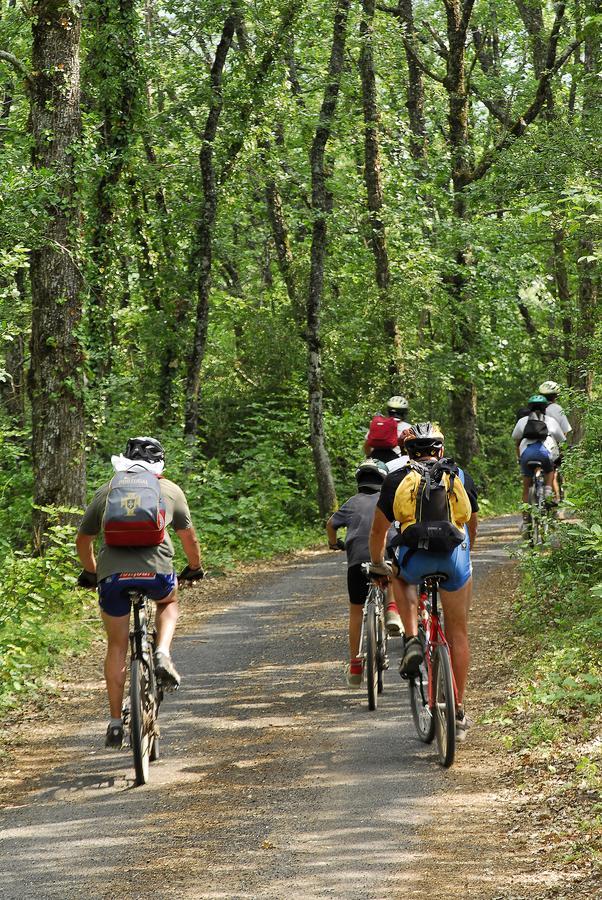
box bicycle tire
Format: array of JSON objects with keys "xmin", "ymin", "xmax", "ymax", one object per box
[
  {"xmin": 130, "ymin": 658, "xmax": 152, "ymax": 785},
  {"xmin": 433, "ymin": 644, "xmax": 456, "ymax": 768},
  {"xmin": 409, "ymin": 630, "xmax": 435, "ymax": 743},
  {"xmin": 377, "ymin": 607, "xmax": 386, "ymax": 695},
  {"xmin": 365, "ymin": 604, "xmax": 378, "ymax": 711}
]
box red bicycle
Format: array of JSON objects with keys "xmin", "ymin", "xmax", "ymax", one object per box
[{"xmin": 408, "ymin": 574, "xmax": 457, "ymax": 767}]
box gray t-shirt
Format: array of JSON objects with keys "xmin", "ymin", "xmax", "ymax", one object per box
[
  {"xmin": 79, "ymin": 477, "xmax": 193, "ymax": 581},
  {"xmin": 331, "ymin": 491, "xmax": 396, "ymax": 568},
  {"xmin": 545, "ymin": 402, "xmax": 571, "ymax": 437}
]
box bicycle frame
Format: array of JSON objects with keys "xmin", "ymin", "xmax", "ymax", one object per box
[
  {"xmin": 357, "ymin": 580, "xmax": 385, "ymax": 659},
  {"xmin": 418, "ymin": 579, "xmax": 458, "ymax": 712}
]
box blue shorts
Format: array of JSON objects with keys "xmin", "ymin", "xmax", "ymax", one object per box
[
  {"xmin": 98, "ymin": 572, "xmax": 177, "ymax": 617},
  {"xmin": 520, "ymin": 442, "xmax": 553, "ymax": 475},
  {"xmin": 393, "ymin": 532, "xmax": 472, "ymax": 592}
]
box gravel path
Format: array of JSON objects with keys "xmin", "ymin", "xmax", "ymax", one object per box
[{"xmin": 0, "ymin": 517, "xmax": 519, "ymax": 899}]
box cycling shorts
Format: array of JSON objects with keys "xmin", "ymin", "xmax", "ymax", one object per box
[
  {"xmin": 393, "ymin": 533, "xmax": 472, "ymax": 592},
  {"xmin": 347, "ymin": 564, "xmax": 370, "ymax": 605},
  {"xmin": 519, "ymin": 442, "xmax": 553, "ymax": 475},
  {"xmin": 98, "ymin": 571, "xmax": 177, "ymax": 617}
]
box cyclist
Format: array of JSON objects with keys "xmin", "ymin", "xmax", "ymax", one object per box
[
  {"xmin": 326, "ymin": 459, "xmax": 400, "ymax": 687},
  {"xmin": 538, "ymin": 381, "xmax": 572, "ymax": 438},
  {"xmin": 363, "ymin": 395, "xmax": 411, "ymax": 470},
  {"xmin": 512, "ymin": 395, "xmax": 566, "ymax": 515},
  {"xmin": 368, "ymin": 423, "xmax": 478, "ymax": 741},
  {"xmin": 538, "ymin": 380, "xmax": 572, "ymax": 499},
  {"xmin": 76, "ymin": 436, "xmax": 204, "ymax": 748}
]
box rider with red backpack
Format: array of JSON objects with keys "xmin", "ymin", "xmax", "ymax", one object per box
[
  {"xmin": 363, "ymin": 395, "xmax": 411, "ymax": 469},
  {"xmin": 76, "ymin": 437, "xmax": 204, "ymax": 749}
]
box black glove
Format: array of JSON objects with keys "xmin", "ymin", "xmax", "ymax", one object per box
[
  {"xmin": 179, "ymin": 565, "xmax": 205, "ymax": 582},
  {"xmin": 329, "ymin": 538, "xmax": 346, "ymax": 551},
  {"xmin": 78, "ymin": 569, "xmax": 97, "ymax": 588}
]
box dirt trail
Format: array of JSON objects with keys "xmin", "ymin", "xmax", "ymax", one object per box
[{"xmin": 0, "ymin": 516, "xmax": 578, "ymax": 899}]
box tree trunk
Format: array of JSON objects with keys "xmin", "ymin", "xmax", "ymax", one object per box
[
  {"xmin": 183, "ymin": 10, "xmax": 237, "ymax": 440},
  {"xmin": 359, "ymin": 0, "xmax": 402, "ymax": 387},
  {"xmin": 551, "ymin": 225, "xmax": 574, "ymax": 381},
  {"xmin": 306, "ymin": 0, "xmax": 350, "ymax": 519},
  {"xmin": 515, "ymin": 0, "xmax": 554, "ymax": 117},
  {"xmin": 87, "ymin": 0, "xmax": 140, "ymax": 379},
  {"xmin": 397, "ymin": 0, "xmax": 427, "ymax": 161},
  {"xmin": 28, "ymin": 0, "xmax": 86, "ymax": 548},
  {"xmin": 444, "ymin": 0, "xmax": 479, "ymax": 465}
]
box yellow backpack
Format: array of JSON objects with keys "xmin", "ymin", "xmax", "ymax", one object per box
[{"xmin": 392, "ymin": 459, "xmax": 472, "ymax": 552}]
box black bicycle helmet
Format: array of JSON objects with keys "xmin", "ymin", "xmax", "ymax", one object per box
[
  {"xmin": 124, "ymin": 436, "xmax": 165, "ymax": 463},
  {"xmin": 403, "ymin": 422, "xmax": 444, "ymax": 459},
  {"xmin": 355, "ymin": 458, "xmax": 388, "ymax": 490}
]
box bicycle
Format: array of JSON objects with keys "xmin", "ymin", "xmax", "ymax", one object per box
[
  {"xmin": 525, "ymin": 459, "xmax": 549, "ymax": 546},
  {"xmin": 408, "ymin": 575, "xmax": 457, "ymax": 767},
  {"xmin": 122, "ymin": 590, "xmax": 165, "ymax": 786},
  {"xmin": 360, "ymin": 562, "xmax": 389, "ymax": 710}
]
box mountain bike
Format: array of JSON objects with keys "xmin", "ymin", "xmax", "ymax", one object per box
[
  {"xmin": 408, "ymin": 575, "xmax": 457, "ymax": 767},
  {"xmin": 525, "ymin": 460, "xmax": 549, "ymax": 546},
  {"xmin": 360, "ymin": 563, "xmax": 389, "ymax": 710},
  {"xmin": 122, "ymin": 590, "xmax": 164, "ymax": 785}
]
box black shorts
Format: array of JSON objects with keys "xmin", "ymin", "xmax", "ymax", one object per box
[{"xmin": 347, "ymin": 564, "xmax": 370, "ymax": 605}]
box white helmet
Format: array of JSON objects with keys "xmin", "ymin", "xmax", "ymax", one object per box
[
  {"xmin": 387, "ymin": 395, "xmax": 408, "ymax": 413},
  {"xmin": 538, "ymin": 380, "xmax": 560, "ymax": 395}
]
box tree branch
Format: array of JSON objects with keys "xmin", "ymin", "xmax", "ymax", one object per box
[{"xmin": 0, "ymin": 50, "xmax": 31, "ymax": 86}]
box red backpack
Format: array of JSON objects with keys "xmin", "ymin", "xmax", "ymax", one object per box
[
  {"xmin": 367, "ymin": 415, "xmax": 399, "ymax": 449},
  {"xmin": 103, "ymin": 471, "xmax": 166, "ymax": 547}
]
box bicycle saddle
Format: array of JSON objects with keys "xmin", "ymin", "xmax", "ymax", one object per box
[
  {"xmin": 524, "ymin": 460, "xmax": 543, "ymax": 469},
  {"xmin": 423, "ymin": 573, "xmax": 449, "ymax": 584}
]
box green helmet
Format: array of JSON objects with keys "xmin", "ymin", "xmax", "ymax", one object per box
[
  {"xmin": 528, "ymin": 394, "xmax": 548, "ymax": 405},
  {"xmin": 355, "ymin": 458, "xmax": 388, "ymax": 490}
]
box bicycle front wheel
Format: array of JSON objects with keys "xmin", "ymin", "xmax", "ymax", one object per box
[
  {"xmin": 365, "ymin": 605, "xmax": 378, "ymax": 711},
  {"xmin": 409, "ymin": 634, "xmax": 434, "ymax": 743},
  {"xmin": 433, "ymin": 644, "xmax": 456, "ymax": 767},
  {"xmin": 130, "ymin": 658, "xmax": 153, "ymax": 785}
]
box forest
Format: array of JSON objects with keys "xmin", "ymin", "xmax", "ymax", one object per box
[{"xmin": 0, "ymin": 0, "xmax": 600, "ymax": 719}]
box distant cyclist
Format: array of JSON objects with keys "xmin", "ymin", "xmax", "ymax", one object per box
[
  {"xmin": 538, "ymin": 381, "xmax": 572, "ymax": 439},
  {"xmin": 512, "ymin": 396, "xmax": 566, "ymax": 517},
  {"xmin": 76, "ymin": 437, "xmax": 204, "ymax": 748},
  {"xmin": 363, "ymin": 395, "xmax": 411, "ymax": 471},
  {"xmin": 326, "ymin": 459, "xmax": 400, "ymax": 687},
  {"xmin": 368, "ymin": 423, "xmax": 478, "ymax": 741}
]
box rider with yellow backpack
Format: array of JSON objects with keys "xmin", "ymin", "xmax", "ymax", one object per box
[{"xmin": 368, "ymin": 423, "xmax": 479, "ymax": 741}]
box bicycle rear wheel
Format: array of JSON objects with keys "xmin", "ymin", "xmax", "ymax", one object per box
[
  {"xmin": 377, "ymin": 608, "xmax": 387, "ymax": 695},
  {"xmin": 409, "ymin": 633, "xmax": 434, "ymax": 743},
  {"xmin": 365, "ymin": 605, "xmax": 378, "ymax": 711},
  {"xmin": 433, "ymin": 644, "xmax": 455, "ymax": 767},
  {"xmin": 130, "ymin": 658, "xmax": 152, "ymax": 785}
]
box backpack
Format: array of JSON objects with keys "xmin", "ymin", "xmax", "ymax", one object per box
[
  {"xmin": 103, "ymin": 471, "xmax": 166, "ymax": 547},
  {"xmin": 368, "ymin": 415, "xmax": 399, "ymax": 449},
  {"xmin": 522, "ymin": 412, "xmax": 548, "ymax": 441},
  {"xmin": 392, "ymin": 458, "xmax": 472, "ymax": 552}
]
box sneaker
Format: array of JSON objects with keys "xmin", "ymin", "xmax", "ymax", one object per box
[
  {"xmin": 105, "ymin": 722, "xmax": 124, "ymax": 749},
  {"xmin": 154, "ymin": 650, "xmax": 181, "ymax": 689},
  {"xmin": 346, "ymin": 657, "xmax": 363, "ymax": 688},
  {"xmin": 456, "ymin": 707, "xmax": 469, "ymax": 742},
  {"xmin": 399, "ymin": 636, "xmax": 424, "ymax": 678},
  {"xmin": 385, "ymin": 603, "xmax": 402, "ymax": 636}
]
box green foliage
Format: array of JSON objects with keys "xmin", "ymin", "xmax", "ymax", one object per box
[{"xmin": 0, "ymin": 525, "xmax": 97, "ymax": 716}]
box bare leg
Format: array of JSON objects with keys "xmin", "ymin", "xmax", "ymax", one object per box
[
  {"xmin": 393, "ymin": 578, "xmax": 418, "ymax": 637},
  {"xmin": 349, "ymin": 604, "xmax": 363, "ymax": 659},
  {"xmin": 521, "ymin": 475, "xmax": 530, "ymax": 503},
  {"xmin": 155, "ymin": 588, "xmax": 179, "ymax": 654},
  {"xmin": 440, "ymin": 578, "xmax": 472, "ymax": 706},
  {"xmin": 101, "ymin": 611, "xmax": 130, "ymax": 719}
]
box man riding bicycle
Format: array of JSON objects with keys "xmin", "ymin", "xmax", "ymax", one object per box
[
  {"xmin": 76, "ymin": 437, "xmax": 204, "ymax": 748},
  {"xmin": 363, "ymin": 395, "xmax": 411, "ymax": 470},
  {"xmin": 368, "ymin": 423, "xmax": 478, "ymax": 741}
]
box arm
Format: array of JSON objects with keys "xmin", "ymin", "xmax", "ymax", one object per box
[
  {"xmin": 363, "ymin": 438, "xmax": 373, "ymax": 456},
  {"xmin": 176, "ymin": 526, "xmax": 203, "ymax": 570},
  {"xmin": 326, "ymin": 516, "xmax": 339, "ymax": 549},
  {"xmin": 369, "ymin": 506, "xmax": 391, "ymax": 564},
  {"xmin": 467, "ymin": 512, "xmax": 478, "ymax": 549},
  {"xmin": 76, "ymin": 532, "xmax": 97, "ymax": 573}
]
